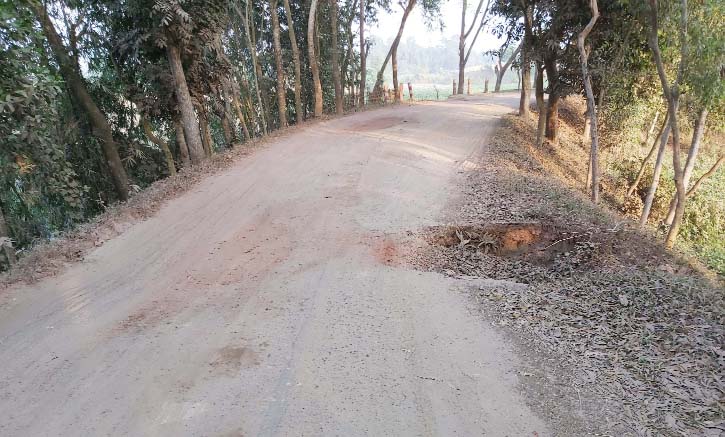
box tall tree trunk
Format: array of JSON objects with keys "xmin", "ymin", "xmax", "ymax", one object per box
[
  {"xmin": 457, "ymin": 0, "xmax": 488, "ymax": 95},
  {"xmin": 166, "ymin": 43, "xmax": 205, "ymax": 164},
  {"xmin": 31, "ymin": 2, "xmax": 129, "ymax": 201},
  {"xmin": 233, "ymin": 99, "xmax": 252, "ymax": 141},
  {"xmin": 197, "ymin": 104, "xmax": 214, "ymax": 157},
  {"xmin": 495, "ymin": 43, "xmax": 521, "ymax": 92},
  {"xmin": 545, "ymin": 92, "xmax": 560, "ymax": 143},
  {"xmin": 308, "ymin": 0, "xmax": 324, "ymax": 117},
  {"xmin": 221, "ymin": 114, "xmax": 234, "ymax": 147},
  {"xmin": 0, "ymin": 205, "xmax": 15, "ymax": 266},
  {"xmin": 250, "ymin": 6, "xmax": 272, "ymax": 129},
  {"xmin": 281, "ymin": 0, "xmax": 303, "ymax": 123},
  {"xmin": 627, "ymin": 112, "xmax": 669, "ymax": 197},
  {"xmin": 141, "ymin": 117, "xmax": 176, "ymax": 176},
  {"xmin": 544, "ymin": 55, "xmax": 559, "ymax": 143},
  {"xmin": 359, "ymin": 0, "xmax": 366, "ymax": 106},
  {"xmin": 534, "ymin": 63, "xmax": 547, "ymax": 148},
  {"xmin": 341, "ymin": 0, "xmax": 357, "ymax": 109},
  {"xmin": 640, "ymin": 122, "xmax": 672, "ymax": 227},
  {"xmin": 372, "ymin": 0, "xmax": 417, "ymax": 95},
  {"xmin": 519, "ymin": 4, "xmax": 533, "ymax": 117},
  {"xmin": 664, "ymin": 107, "xmax": 708, "ymax": 225},
  {"xmin": 173, "ymin": 115, "xmax": 191, "ymax": 167},
  {"xmin": 578, "ymin": 0, "xmax": 600, "ymax": 203},
  {"xmin": 270, "ymin": 0, "xmax": 288, "ymax": 127},
  {"xmin": 240, "ymin": 1, "xmax": 268, "ymax": 134},
  {"xmin": 642, "ymin": 109, "xmax": 661, "ymax": 152},
  {"xmin": 330, "ymin": 0, "xmax": 344, "ymax": 114},
  {"xmin": 648, "ymin": 0, "xmax": 687, "ymax": 248},
  {"xmin": 457, "ymin": 0, "xmax": 468, "ymax": 95},
  {"xmin": 392, "ymin": 45, "xmax": 400, "ymax": 102}
]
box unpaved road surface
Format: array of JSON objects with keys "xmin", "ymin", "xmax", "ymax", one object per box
[{"xmin": 1, "ymin": 94, "xmax": 550, "ymax": 436}]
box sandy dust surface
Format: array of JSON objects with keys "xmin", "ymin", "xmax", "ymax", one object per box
[{"xmin": 0, "ymin": 93, "xmax": 555, "ymax": 436}]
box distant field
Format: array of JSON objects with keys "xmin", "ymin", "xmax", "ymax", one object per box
[{"xmin": 386, "ymin": 83, "xmax": 521, "ymax": 101}]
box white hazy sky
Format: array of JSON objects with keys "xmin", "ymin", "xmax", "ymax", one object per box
[{"xmin": 368, "ymin": 0, "xmax": 504, "ymax": 50}]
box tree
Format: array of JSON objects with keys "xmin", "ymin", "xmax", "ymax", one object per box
[
  {"xmin": 308, "ymin": 0, "xmax": 324, "ymax": 116},
  {"xmin": 457, "ymin": 0, "xmax": 491, "ymax": 95},
  {"xmin": 282, "ymin": 0, "xmax": 304, "ymax": 122},
  {"xmin": 577, "ymin": 0, "xmax": 600, "ymax": 202},
  {"xmin": 30, "ymin": 1, "xmax": 130, "ymax": 200},
  {"xmin": 359, "ymin": 0, "xmax": 366, "ymax": 106},
  {"xmin": 646, "ymin": 0, "xmax": 687, "ymax": 248},
  {"xmin": 270, "ymin": 0, "xmax": 288, "ymax": 127},
  {"xmin": 239, "ymin": 0, "xmax": 269, "ymax": 133},
  {"xmin": 491, "ymin": 40, "xmax": 520, "ymax": 92},
  {"xmin": 330, "ymin": 0, "xmax": 344, "ymax": 114},
  {"xmin": 372, "ymin": 0, "xmax": 417, "ymax": 99}
]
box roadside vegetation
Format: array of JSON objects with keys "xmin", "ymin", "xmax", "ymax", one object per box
[{"xmin": 483, "ymin": 0, "xmax": 724, "ymax": 276}]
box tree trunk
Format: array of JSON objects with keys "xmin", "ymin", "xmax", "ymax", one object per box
[
  {"xmin": 241, "ymin": 1, "xmax": 269, "ymax": 134},
  {"xmin": 457, "ymin": 0, "xmax": 468, "ymax": 95},
  {"xmin": 359, "ymin": 0, "xmax": 366, "ymax": 107},
  {"xmin": 173, "ymin": 115, "xmax": 191, "ymax": 167},
  {"xmin": 664, "ymin": 107, "xmax": 708, "ymax": 225},
  {"xmin": 0, "ymin": 205, "xmax": 15, "ymax": 266},
  {"xmin": 458, "ymin": 0, "xmax": 488, "ymax": 95},
  {"xmin": 372, "ymin": 0, "xmax": 417, "ymax": 95},
  {"xmin": 270, "ymin": 0, "xmax": 288, "ymax": 127},
  {"xmin": 519, "ymin": 4, "xmax": 533, "ymax": 117},
  {"xmin": 543, "ymin": 52, "xmax": 560, "ymax": 143},
  {"xmin": 221, "ymin": 115, "xmax": 234, "ymax": 147},
  {"xmin": 282, "ymin": 0, "xmax": 303, "ymax": 123},
  {"xmin": 495, "ymin": 43, "xmax": 521, "ymax": 92},
  {"xmin": 545, "ymin": 92, "xmax": 560, "ymax": 143},
  {"xmin": 627, "ymin": 112, "xmax": 669, "ymax": 197},
  {"xmin": 31, "ymin": 2, "xmax": 129, "ymax": 201},
  {"xmin": 392, "ymin": 45, "xmax": 400, "ymax": 102},
  {"xmin": 166, "ymin": 43, "xmax": 205, "ymax": 164},
  {"xmin": 639, "ymin": 121, "xmax": 672, "ymax": 227},
  {"xmin": 227, "ymin": 77, "xmax": 252, "ymax": 141},
  {"xmin": 341, "ymin": 0, "xmax": 357, "ymax": 109},
  {"xmin": 308, "ymin": 0, "xmax": 324, "ymax": 117},
  {"xmin": 534, "ymin": 63, "xmax": 547, "ymax": 148},
  {"xmin": 647, "ymin": 0, "xmax": 687, "ymax": 248},
  {"xmin": 250, "ymin": 8, "xmax": 272, "ymax": 129},
  {"xmin": 577, "ymin": 0, "xmax": 600, "ymax": 203},
  {"xmin": 642, "ymin": 109, "xmax": 660, "ymax": 151},
  {"xmin": 141, "ymin": 117, "xmax": 176, "ymax": 176},
  {"xmin": 197, "ymin": 104, "xmax": 214, "ymax": 157},
  {"xmin": 231, "ymin": 91, "xmax": 252, "ymax": 141},
  {"xmin": 330, "ymin": 0, "xmax": 344, "ymax": 114}
]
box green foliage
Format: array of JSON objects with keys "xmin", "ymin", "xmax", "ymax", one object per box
[{"xmin": 613, "ymin": 154, "xmax": 725, "ymax": 275}]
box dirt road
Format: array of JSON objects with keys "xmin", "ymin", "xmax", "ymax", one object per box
[{"xmin": 1, "ymin": 94, "xmax": 551, "ymax": 436}]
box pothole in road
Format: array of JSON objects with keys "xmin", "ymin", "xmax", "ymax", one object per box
[
  {"xmin": 351, "ymin": 116, "xmax": 407, "ymax": 131},
  {"xmin": 427, "ymin": 222, "xmax": 548, "ymax": 255},
  {"xmin": 424, "ymin": 222, "xmax": 596, "ymax": 269}
]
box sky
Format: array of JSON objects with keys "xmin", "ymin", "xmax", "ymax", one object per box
[{"xmin": 368, "ymin": 0, "xmax": 504, "ymax": 51}]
